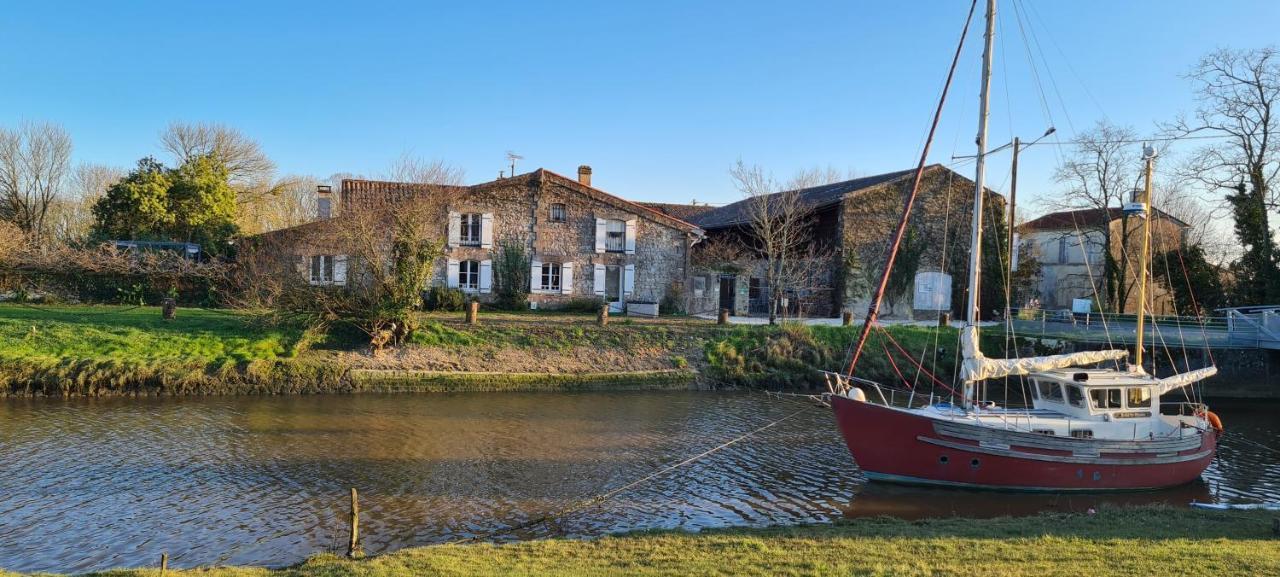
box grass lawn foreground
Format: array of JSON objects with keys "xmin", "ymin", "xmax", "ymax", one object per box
[{"xmin": 3, "ymin": 507, "xmax": 1274, "ymax": 577}]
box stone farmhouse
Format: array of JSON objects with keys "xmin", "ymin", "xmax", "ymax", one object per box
[
  {"xmin": 250, "ymin": 166, "xmax": 705, "ymax": 313},
  {"xmin": 684, "ymin": 164, "xmax": 1004, "ymax": 319},
  {"xmin": 1017, "ymin": 207, "xmax": 1188, "ymax": 314}
]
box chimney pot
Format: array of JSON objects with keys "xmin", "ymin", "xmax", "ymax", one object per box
[
  {"xmin": 578, "ymin": 165, "xmax": 592, "ymax": 187},
  {"xmin": 316, "ymin": 185, "xmax": 333, "ymax": 219}
]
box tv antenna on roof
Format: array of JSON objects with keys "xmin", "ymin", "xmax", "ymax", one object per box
[{"xmin": 506, "ymin": 151, "xmax": 523, "ymax": 176}]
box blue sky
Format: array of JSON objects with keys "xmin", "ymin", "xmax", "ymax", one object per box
[{"xmin": 2, "ymin": 1, "xmax": 1277, "ymax": 210}]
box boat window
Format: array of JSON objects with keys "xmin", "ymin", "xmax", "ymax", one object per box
[
  {"xmin": 1070, "ymin": 429, "xmax": 1094, "ymax": 439},
  {"xmin": 1066, "ymin": 385, "xmax": 1085, "ymax": 408},
  {"xmin": 1126, "ymin": 387, "xmax": 1152, "ymax": 408},
  {"xmin": 1032, "ymin": 429, "xmax": 1055, "ymax": 436},
  {"xmin": 1037, "ymin": 381, "xmax": 1064, "ymax": 403},
  {"xmin": 1089, "ymin": 388, "xmax": 1122, "ymax": 409},
  {"xmin": 1028, "ymin": 380, "xmax": 1040, "ymax": 400}
]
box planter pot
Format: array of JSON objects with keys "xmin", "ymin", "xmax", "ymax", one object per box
[{"xmin": 628, "ymin": 302, "xmax": 659, "ymax": 317}]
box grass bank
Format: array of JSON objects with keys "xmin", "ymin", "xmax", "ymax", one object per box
[
  {"xmin": 0, "ymin": 304, "xmax": 345, "ymax": 396},
  {"xmin": 0, "ymin": 304, "xmax": 1041, "ymax": 395},
  {"xmin": 17, "ymin": 507, "xmax": 1278, "ymax": 576}
]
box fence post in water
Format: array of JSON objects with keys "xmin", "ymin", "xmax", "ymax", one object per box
[
  {"xmin": 466, "ymin": 301, "xmax": 479, "ymax": 325},
  {"xmin": 718, "ymin": 308, "xmax": 729, "ymax": 325},
  {"xmin": 842, "ymin": 310, "xmax": 853, "ymax": 326},
  {"xmin": 348, "ymin": 488, "xmax": 362, "ymax": 558},
  {"xmin": 160, "ymin": 553, "xmax": 168, "ymax": 575},
  {"xmin": 598, "ymin": 304, "xmax": 609, "ymax": 326}
]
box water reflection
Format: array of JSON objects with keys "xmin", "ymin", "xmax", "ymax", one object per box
[{"xmin": 0, "ymin": 392, "xmax": 1274, "ymax": 573}]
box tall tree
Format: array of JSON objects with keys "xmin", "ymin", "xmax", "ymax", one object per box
[
  {"xmin": 91, "ymin": 158, "xmax": 174, "ymax": 242},
  {"xmin": 1169, "ymin": 47, "xmax": 1280, "ymax": 304},
  {"xmin": 167, "ymin": 153, "xmax": 239, "ymax": 251},
  {"xmin": 0, "ymin": 122, "xmax": 73, "ymax": 241},
  {"xmin": 1051, "ymin": 121, "xmax": 1142, "ymax": 313}
]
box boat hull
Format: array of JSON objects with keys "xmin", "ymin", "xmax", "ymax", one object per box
[{"xmin": 831, "ymin": 395, "xmax": 1217, "ymax": 491}]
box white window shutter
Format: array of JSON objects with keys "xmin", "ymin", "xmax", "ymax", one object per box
[
  {"xmin": 593, "ymin": 264, "xmax": 606, "ymax": 296},
  {"xmin": 447, "ymin": 211, "xmax": 461, "ymax": 248},
  {"xmin": 303, "ymin": 256, "xmax": 315, "ymax": 284},
  {"xmin": 594, "ymin": 218, "xmax": 606, "ymax": 253},
  {"xmin": 561, "ymin": 262, "xmax": 574, "ymax": 295},
  {"xmin": 334, "ymin": 255, "xmax": 348, "ymax": 286},
  {"xmin": 624, "ymin": 219, "xmax": 637, "ymax": 254},
  {"xmin": 480, "ymin": 213, "xmax": 494, "ymax": 249},
  {"xmin": 530, "ymin": 258, "xmax": 542, "ymax": 292},
  {"xmin": 623, "ymin": 264, "xmax": 635, "ymax": 297},
  {"xmin": 446, "ymin": 259, "xmax": 460, "ymax": 288},
  {"xmin": 479, "ymin": 260, "xmax": 493, "ymax": 293}
]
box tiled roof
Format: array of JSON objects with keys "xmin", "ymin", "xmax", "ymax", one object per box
[
  {"xmin": 1020, "ymin": 207, "xmax": 1189, "ymax": 231},
  {"xmin": 639, "ymin": 202, "xmax": 718, "ymax": 221},
  {"xmin": 687, "ymin": 165, "xmax": 937, "ymax": 230}
]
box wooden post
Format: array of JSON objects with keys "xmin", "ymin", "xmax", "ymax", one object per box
[
  {"xmin": 938, "ymin": 312, "xmax": 951, "ymax": 328},
  {"xmin": 160, "ymin": 553, "xmax": 168, "ymax": 575},
  {"xmin": 598, "ymin": 304, "xmax": 609, "ymax": 326},
  {"xmin": 842, "ymin": 310, "xmax": 853, "ymax": 326},
  {"xmin": 466, "ymin": 300, "xmax": 479, "ymax": 325},
  {"xmin": 161, "ymin": 298, "xmax": 176, "ymax": 320},
  {"xmin": 717, "ymin": 308, "xmax": 729, "ymax": 325},
  {"xmin": 1273, "ymin": 517, "xmax": 1279, "ymax": 536},
  {"xmin": 347, "ymin": 488, "xmax": 362, "ymax": 558}
]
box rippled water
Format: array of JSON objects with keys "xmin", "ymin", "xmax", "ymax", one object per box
[{"xmin": 0, "ymin": 392, "xmax": 1276, "ymax": 573}]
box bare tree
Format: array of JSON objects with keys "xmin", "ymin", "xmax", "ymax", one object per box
[
  {"xmin": 161, "ymin": 121, "xmax": 276, "ymax": 189},
  {"xmin": 731, "ymin": 160, "xmax": 840, "ymax": 323},
  {"xmin": 0, "ymin": 122, "xmax": 73, "ymax": 241},
  {"xmin": 1166, "ymin": 47, "xmax": 1280, "ymax": 304},
  {"xmin": 1169, "ymin": 47, "xmax": 1280, "ymax": 207},
  {"xmin": 47, "ymin": 163, "xmax": 124, "ymax": 243},
  {"xmin": 1050, "ymin": 121, "xmax": 1142, "ymax": 312},
  {"xmin": 384, "ymin": 152, "xmax": 466, "ymax": 186}
]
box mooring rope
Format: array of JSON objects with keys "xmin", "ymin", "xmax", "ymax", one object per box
[{"xmin": 447, "ymin": 405, "xmax": 810, "ymax": 545}]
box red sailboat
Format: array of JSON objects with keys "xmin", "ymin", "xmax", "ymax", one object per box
[{"xmin": 829, "ymin": 0, "xmax": 1221, "ymax": 491}]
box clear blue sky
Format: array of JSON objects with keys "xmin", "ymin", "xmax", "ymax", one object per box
[{"xmin": 2, "ymin": 1, "xmax": 1277, "ymax": 210}]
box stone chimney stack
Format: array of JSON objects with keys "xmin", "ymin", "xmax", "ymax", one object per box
[
  {"xmin": 578, "ymin": 165, "xmax": 592, "ymax": 187},
  {"xmin": 316, "ymin": 185, "xmax": 333, "ymax": 219}
]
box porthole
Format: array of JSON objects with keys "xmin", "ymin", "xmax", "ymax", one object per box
[
  {"xmin": 939, "ymin": 455, "xmax": 949, "ymax": 464},
  {"xmin": 970, "ymin": 458, "xmax": 981, "ymax": 468}
]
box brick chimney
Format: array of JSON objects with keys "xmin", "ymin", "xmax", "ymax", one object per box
[
  {"xmin": 577, "ymin": 165, "xmax": 592, "ymax": 187},
  {"xmin": 316, "ymin": 185, "xmax": 333, "ymax": 219}
]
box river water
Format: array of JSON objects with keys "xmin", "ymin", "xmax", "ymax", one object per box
[{"xmin": 0, "ymin": 391, "xmax": 1276, "ymax": 573}]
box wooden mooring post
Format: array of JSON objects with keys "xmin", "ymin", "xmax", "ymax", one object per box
[
  {"xmin": 466, "ymin": 301, "xmax": 479, "ymax": 325},
  {"xmin": 347, "ymin": 488, "xmax": 363, "ymax": 558},
  {"xmin": 598, "ymin": 304, "xmax": 609, "ymax": 326},
  {"xmin": 842, "ymin": 310, "xmax": 853, "ymax": 326},
  {"xmin": 161, "ymin": 298, "xmax": 176, "ymax": 320},
  {"xmin": 717, "ymin": 308, "xmax": 729, "ymax": 325},
  {"xmin": 159, "ymin": 552, "xmax": 168, "ymax": 575},
  {"xmin": 1273, "ymin": 517, "xmax": 1279, "ymax": 537}
]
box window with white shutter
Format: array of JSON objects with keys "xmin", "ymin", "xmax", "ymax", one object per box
[
  {"xmin": 605, "ymin": 219, "xmax": 625, "ymax": 253},
  {"xmin": 459, "ymin": 213, "xmax": 482, "ymax": 247},
  {"xmin": 479, "ymin": 260, "xmax": 493, "ymax": 293},
  {"xmin": 539, "ymin": 262, "xmax": 562, "ymax": 292},
  {"xmin": 458, "ymin": 260, "xmax": 480, "ymax": 291},
  {"xmin": 624, "ymin": 219, "xmax": 637, "ymax": 254},
  {"xmin": 560, "ymin": 262, "xmax": 574, "ymax": 295}
]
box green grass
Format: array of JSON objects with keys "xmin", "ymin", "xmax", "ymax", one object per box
[
  {"xmin": 25, "ymin": 507, "xmax": 1279, "ymax": 576},
  {"xmin": 0, "ymin": 305, "xmax": 304, "ymax": 363},
  {"xmin": 0, "ymin": 304, "xmax": 325, "ymax": 395}
]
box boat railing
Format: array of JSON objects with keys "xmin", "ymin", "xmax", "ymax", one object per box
[{"xmin": 1160, "ymin": 401, "xmax": 1209, "ymax": 417}]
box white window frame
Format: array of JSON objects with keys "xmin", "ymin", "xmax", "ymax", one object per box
[
  {"xmin": 459, "ymin": 260, "xmax": 480, "ymax": 291},
  {"xmin": 549, "ymin": 203, "xmax": 567, "ymax": 222},
  {"xmin": 459, "ymin": 213, "xmax": 483, "ymax": 246},
  {"xmin": 308, "ymin": 255, "xmax": 346, "ymax": 286},
  {"xmin": 604, "ymin": 219, "xmax": 626, "ymax": 253},
  {"xmin": 540, "ymin": 262, "xmax": 562, "ymax": 292}
]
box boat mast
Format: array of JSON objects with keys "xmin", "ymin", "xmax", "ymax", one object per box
[
  {"xmin": 962, "ymin": 0, "xmax": 996, "ymax": 406},
  {"xmin": 1133, "ymin": 146, "xmax": 1156, "ymax": 369}
]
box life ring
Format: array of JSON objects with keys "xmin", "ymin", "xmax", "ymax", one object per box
[{"xmin": 1205, "ymin": 411, "xmax": 1224, "ymax": 433}]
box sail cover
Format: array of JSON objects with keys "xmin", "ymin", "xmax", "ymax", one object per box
[
  {"xmin": 1156, "ymin": 366, "xmax": 1218, "ymax": 395},
  {"xmin": 959, "ymin": 326, "xmax": 1129, "ymax": 383}
]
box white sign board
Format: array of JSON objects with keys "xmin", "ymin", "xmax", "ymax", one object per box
[
  {"xmin": 913, "ymin": 271, "xmax": 952, "ymax": 311},
  {"xmin": 1071, "ymin": 298, "xmax": 1093, "ymax": 314}
]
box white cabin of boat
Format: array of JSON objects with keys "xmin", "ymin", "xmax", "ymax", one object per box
[{"xmin": 1023, "ymin": 368, "xmax": 1160, "ymax": 423}]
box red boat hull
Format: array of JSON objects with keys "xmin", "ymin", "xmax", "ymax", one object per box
[{"xmin": 830, "ymin": 395, "xmax": 1217, "ymax": 491}]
